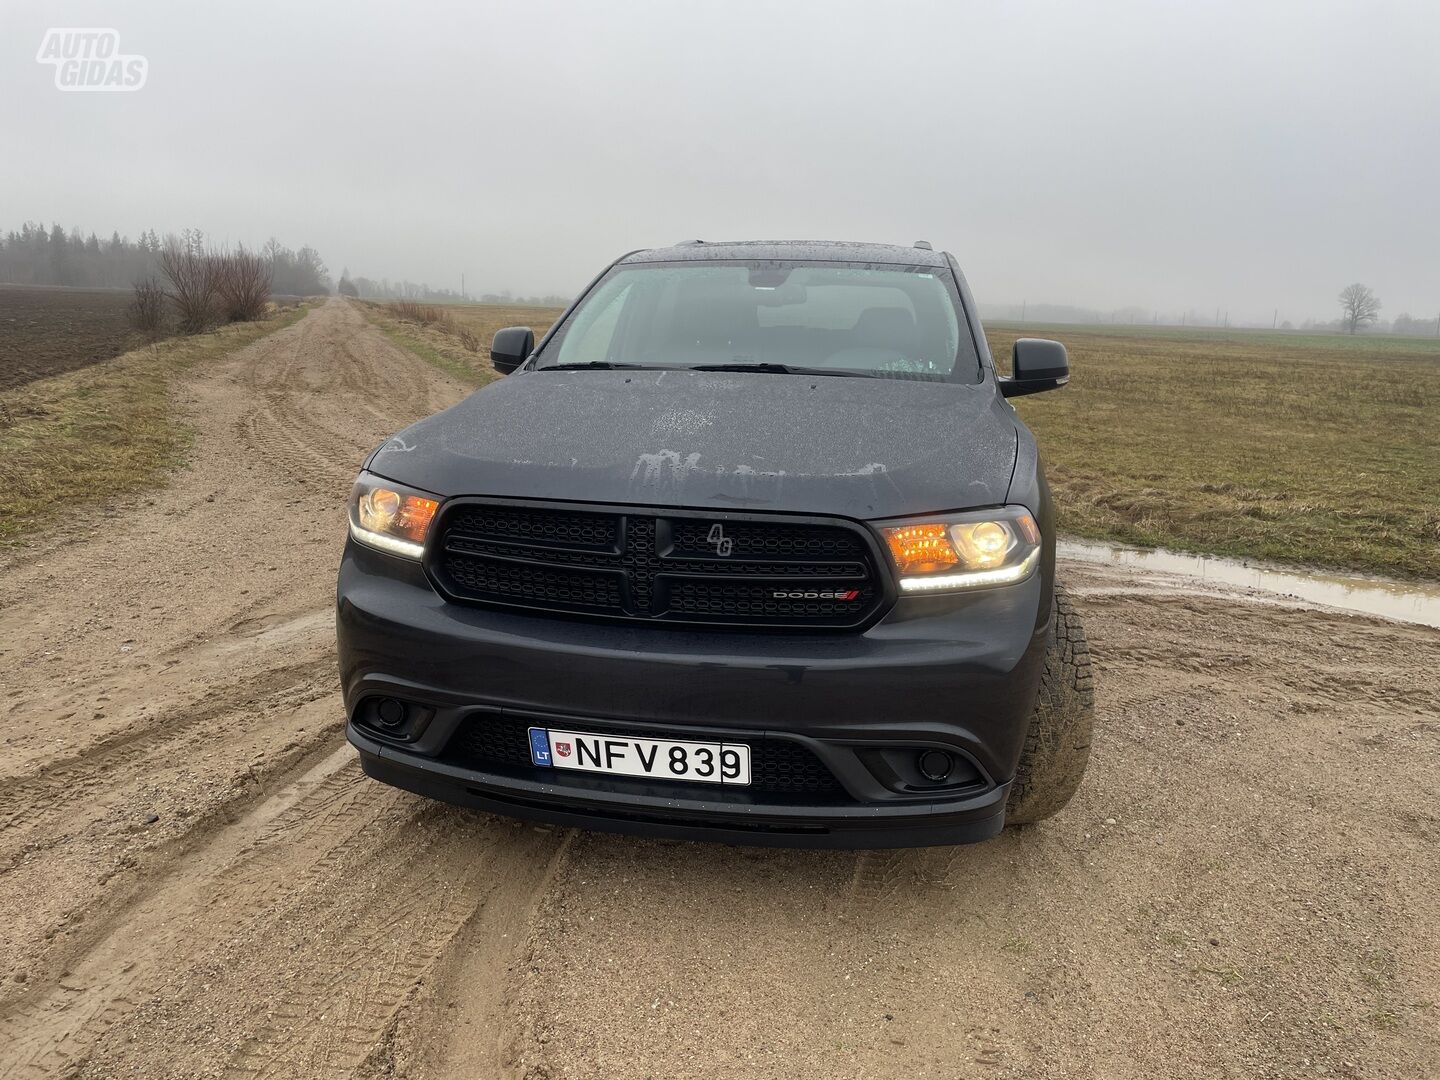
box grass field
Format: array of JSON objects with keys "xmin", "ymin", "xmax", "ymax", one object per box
[
  {"xmin": 988, "ymin": 324, "xmax": 1440, "ymax": 578},
  {"xmin": 0, "ymin": 303, "xmax": 310, "ymax": 546}
]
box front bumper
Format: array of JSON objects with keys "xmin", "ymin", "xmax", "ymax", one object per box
[{"xmin": 337, "ymin": 539, "xmax": 1051, "ymax": 848}]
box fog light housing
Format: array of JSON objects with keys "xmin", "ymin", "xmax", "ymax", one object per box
[
  {"xmin": 353, "ymin": 696, "xmax": 435, "ymax": 743},
  {"xmin": 376, "ymin": 698, "xmax": 407, "ymax": 728},
  {"xmin": 918, "ymin": 749, "xmax": 954, "ymax": 782}
]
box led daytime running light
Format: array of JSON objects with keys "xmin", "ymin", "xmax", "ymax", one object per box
[{"xmin": 899, "ymin": 547, "xmax": 1040, "ymax": 591}]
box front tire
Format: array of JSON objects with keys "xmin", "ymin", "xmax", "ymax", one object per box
[{"xmin": 1005, "ymin": 584, "xmax": 1094, "ymax": 826}]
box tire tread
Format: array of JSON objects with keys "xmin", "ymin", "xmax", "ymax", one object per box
[{"xmin": 1005, "ymin": 584, "xmax": 1095, "ymax": 825}]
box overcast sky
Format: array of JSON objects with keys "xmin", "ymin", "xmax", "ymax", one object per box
[{"xmin": 2, "ymin": 0, "xmax": 1437, "ymax": 323}]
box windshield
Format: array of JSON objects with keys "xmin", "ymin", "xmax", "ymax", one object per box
[{"xmin": 537, "ymin": 261, "xmax": 980, "ymax": 382}]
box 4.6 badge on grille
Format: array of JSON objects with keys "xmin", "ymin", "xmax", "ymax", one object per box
[{"xmin": 706, "ymin": 523, "xmax": 734, "ymax": 556}]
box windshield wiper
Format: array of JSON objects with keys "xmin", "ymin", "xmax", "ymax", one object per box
[
  {"xmin": 536, "ymin": 360, "xmax": 648, "ymax": 371},
  {"xmin": 689, "ymin": 362, "xmax": 875, "ymax": 378},
  {"xmin": 537, "ymin": 360, "xmax": 874, "ymax": 377}
]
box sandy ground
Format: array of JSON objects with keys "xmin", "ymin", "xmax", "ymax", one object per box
[{"xmin": 0, "ymin": 299, "xmax": 1435, "ymax": 1079}]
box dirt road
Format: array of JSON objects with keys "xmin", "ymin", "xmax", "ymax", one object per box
[{"xmin": 0, "ymin": 299, "xmax": 1435, "ymax": 1079}]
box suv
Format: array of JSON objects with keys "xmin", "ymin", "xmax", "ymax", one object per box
[{"xmin": 337, "ymin": 240, "xmax": 1093, "ymax": 847}]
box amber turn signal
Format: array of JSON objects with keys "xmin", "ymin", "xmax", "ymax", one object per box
[{"xmin": 881, "ymin": 523, "xmax": 959, "ymax": 574}]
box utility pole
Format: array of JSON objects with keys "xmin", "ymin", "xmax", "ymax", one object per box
[
  {"xmin": 1273, "ymin": 308, "xmax": 1278, "ymax": 329},
  {"xmin": 1020, "ymin": 299, "xmax": 1026, "ymax": 322},
  {"xmin": 461, "ymin": 272, "xmax": 466, "ymax": 301},
  {"xmin": 1214, "ymin": 306, "xmax": 1220, "ymax": 327}
]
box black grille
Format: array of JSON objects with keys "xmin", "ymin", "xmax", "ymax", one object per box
[
  {"xmin": 444, "ymin": 713, "xmax": 844, "ymax": 795},
  {"xmin": 446, "ymin": 505, "xmax": 618, "ymax": 548},
  {"xmin": 431, "ymin": 501, "xmax": 884, "ymax": 629}
]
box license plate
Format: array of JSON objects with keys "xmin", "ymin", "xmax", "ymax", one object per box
[{"xmin": 528, "ymin": 727, "xmax": 751, "ymax": 786}]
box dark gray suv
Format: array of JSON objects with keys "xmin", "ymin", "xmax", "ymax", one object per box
[{"xmin": 336, "ymin": 240, "xmax": 1093, "ymax": 847}]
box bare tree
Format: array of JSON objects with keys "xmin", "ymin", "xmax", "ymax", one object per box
[
  {"xmin": 158, "ymin": 240, "xmax": 221, "ymax": 333},
  {"xmin": 1338, "ymin": 283, "xmax": 1381, "ymax": 334},
  {"xmin": 215, "ymin": 246, "xmax": 272, "ymax": 322},
  {"xmin": 128, "ymin": 277, "xmax": 167, "ymax": 337}
]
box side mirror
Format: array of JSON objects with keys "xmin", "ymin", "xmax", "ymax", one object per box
[
  {"xmin": 1000, "ymin": 338, "xmax": 1070, "ymax": 398},
  {"xmin": 491, "ymin": 326, "xmax": 535, "ymax": 374}
]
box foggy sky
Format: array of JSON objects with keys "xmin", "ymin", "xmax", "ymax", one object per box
[{"xmin": 3, "ymin": 0, "xmax": 1438, "ymax": 324}]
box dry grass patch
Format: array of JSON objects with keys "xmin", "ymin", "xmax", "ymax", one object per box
[
  {"xmin": 987, "ymin": 324, "xmax": 1440, "ymax": 578},
  {"xmin": 0, "ymin": 303, "xmax": 311, "ymax": 545},
  {"xmin": 359, "ymin": 300, "xmax": 562, "ymax": 389}
]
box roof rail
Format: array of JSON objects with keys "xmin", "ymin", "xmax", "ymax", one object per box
[
  {"xmin": 913, "ymin": 240, "xmax": 933, "ymax": 250},
  {"xmin": 675, "ymin": 239, "xmax": 705, "ymax": 246}
]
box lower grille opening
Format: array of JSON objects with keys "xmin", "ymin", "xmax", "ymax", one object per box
[{"xmin": 443, "ymin": 713, "xmax": 845, "ymax": 797}]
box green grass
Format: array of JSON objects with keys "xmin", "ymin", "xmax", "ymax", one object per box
[
  {"xmin": 987, "ymin": 324, "xmax": 1440, "ymax": 579},
  {"xmin": 0, "ymin": 304, "xmax": 312, "ymax": 545}
]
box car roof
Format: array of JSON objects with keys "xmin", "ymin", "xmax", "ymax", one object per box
[{"xmin": 619, "ymin": 239, "xmax": 950, "ymax": 269}]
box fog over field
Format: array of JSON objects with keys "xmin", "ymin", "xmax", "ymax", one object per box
[{"xmin": 1, "ymin": 0, "xmax": 1437, "ymax": 322}]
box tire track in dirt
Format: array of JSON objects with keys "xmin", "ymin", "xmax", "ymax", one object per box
[
  {"xmin": 0, "ymin": 663, "xmax": 348, "ymax": 1027},
  {"xmin": 0, "ymin": 657, "xmax": 333, "ymax": 836},
  {"xmin": 0, "ymin": 748, "xmax": 373, "ymax": 1076},
  {"xmin": 220, "ymin": 826, "xmax": 569, "ymax": 1080},
  {"xmin": 232, "ymin": 304, "xmax": 446, "ymax": 487},
  {"xmin": 392, "ymin": 828, "xmax": 577, "ymax": 1080}
]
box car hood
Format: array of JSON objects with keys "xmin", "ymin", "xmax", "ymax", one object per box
[{"xmin": 367, "ymin": 370, "xmax": 1018, "ymax": 520}]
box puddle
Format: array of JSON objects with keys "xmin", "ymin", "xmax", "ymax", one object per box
[{"xmin": 1059, "ymin": 540, "xmax": 1440, "ymax": 630}]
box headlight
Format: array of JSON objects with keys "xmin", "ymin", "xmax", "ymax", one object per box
[
  {"xmin": 877, "ymin": 506, "xmax": 1041, "ymax": 592},
  {"xmin": 348, "ymin": 472, "xmax": 441, "ymax": 559}
]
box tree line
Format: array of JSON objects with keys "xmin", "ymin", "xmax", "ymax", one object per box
[
  {"xmin": 0, "ymin": 222, "xmax": 331, "ymax": 296},
  {"xmin": 336, "ymin": 269, "xmax": 567, "ymax": 307}
]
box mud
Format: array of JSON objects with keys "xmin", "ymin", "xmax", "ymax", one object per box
[{"xmin": 1061, "ymin": 538, "xmax": 1440, "ymax": 629}]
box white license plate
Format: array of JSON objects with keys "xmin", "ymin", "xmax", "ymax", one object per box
[{"xmin": 528, "ymin": 727, "xmax": 751, "ymax": 786}]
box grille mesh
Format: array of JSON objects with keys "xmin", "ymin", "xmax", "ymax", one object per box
[
  {"xmin": 445, "ymin": 555, "xmax": 621, "ymax": 609},
  {"xmin": 444, "ymin": 713, "xmax": 844, "ymax": 795},
  {"xmin": 447, "ymin": 505, "xmax": 617, "ymax": 548},
  {"xmin": 432, "ymin": 502, "xmax": 882, "ymax": 629}
]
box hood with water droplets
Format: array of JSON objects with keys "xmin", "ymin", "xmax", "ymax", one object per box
[{"xmin": 367, "ymin": 369, "xmax": 1018, "ymax": 519}]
